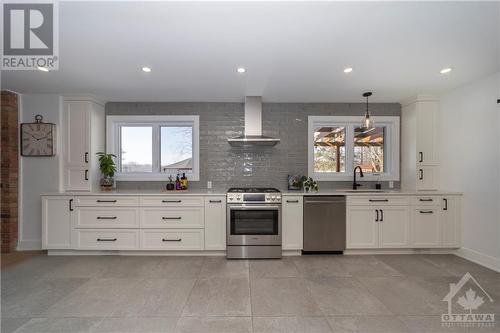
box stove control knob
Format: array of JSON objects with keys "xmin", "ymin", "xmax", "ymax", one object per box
[{"xmin": 229, "ymin": 197, "xmax": 233, "ymax": 201}]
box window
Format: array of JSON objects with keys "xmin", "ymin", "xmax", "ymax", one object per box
[
  {"xmin": 308, "ymin": 116, "xmax": 399, "ymax": 181},
  {"xmin": 107, "ymin": 116, "xmax": 200, "ymax": 181}
]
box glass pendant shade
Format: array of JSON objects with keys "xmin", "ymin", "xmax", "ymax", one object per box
[{"xmin": 361, "ymin": 91, "xmax": 374, "ymax": 129}]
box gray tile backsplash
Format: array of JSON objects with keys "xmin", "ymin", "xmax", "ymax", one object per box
[{"xmin": 106, "ymin": 102, "xmax": 401, "ymax": 191}]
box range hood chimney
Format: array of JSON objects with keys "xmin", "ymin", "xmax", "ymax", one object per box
[{"xmin": 228, "ymin": 96, "xmax": 280, "ymax": 146}]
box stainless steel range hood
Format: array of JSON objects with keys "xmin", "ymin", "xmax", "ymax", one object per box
[{"xmin": 228, "ymin": 96, "xmax": 280, "ymax": 146}]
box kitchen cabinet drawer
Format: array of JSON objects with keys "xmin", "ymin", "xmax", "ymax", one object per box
[
  {"xmin": 75, "ymin": 229, "xmax": 139, "ymax": 250},
  {"xmin": 411, "ymin": 196, "xmax": 441, "ymax": 206},
  {"xmin": 347, "ymin": 196, "xmax": 410, "ymax": 206},
  {"xmin": 75, "ymin": 196, "xmax": 139, "ymax": 207},
  {"xmin": 75, "ymin": 207, "xmax": 139, "ymax": 228},
  {"xmin": 139, "ymin": 196, "xmax": 204, "ymax": 207},
  {"xmin": 140, "ymin": 207, "xmax": 204, "ymax": 228},
  {"xmin": 411, "ymin": 208, "xmax": 441, "ymax": 247},
  {"xmin": 140, "ymin": 229, "xmax": 204, "ymax": 250}
]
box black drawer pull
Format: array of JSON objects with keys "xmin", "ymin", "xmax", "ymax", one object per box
[
  {"xmin": 209, "ymin": 200, "xmax": 222, "ymax": 203},
  {"xmin": 97, "ymin": 238, "xmax": 117, "ymax": 242},
  {"xmin": 419, "ymin": 169, "xmax": 424, "ymax": 180},
  {"xmin": 369, "ymin": 199, "xmax": 389, "ymax": 202},
  {"xmin": 443, "ymin": 198, "xmax": 448, "ymax": 211},
  {"xmin": 286, "ymin": 200, "xmax": 299, "ymax": 203},
  {"xmin": 162, "ymin": 238, "xmax": 182, "ymax": 242},
  {"xmin": 69, "ymin": 199, "xmax": 74, "ymax": 211},
  {"xmin": 419, "ymin": 152, "xmax": 423, "ymax": 163},
  {"xmin": 419, "ymin": 198, "xmax": 433, "ymax": 202},
  {"xmin": 97, "ymin": 216, "xmax": 117, "ymax": 220},
  {"xmin": 162, "ymin": 217, "xmax": 182, "ymax": 220},
  {"xmin": 162, "ymin": 200, "xmax": 182, "ymax": 203},
  {"xmin": 84, "ymin": 169, "xmax": 89, "ymax": 181},
  {"xmin": 85, "ymin": 152, "xmax": 89, "ymax": 163},
  {"xmin": 97, "ymin": 200, "xmax": 117, "ymax": 203},
  {"xmin": 419, "ymin": 210, "xmax": 434, "ymax": 214}
]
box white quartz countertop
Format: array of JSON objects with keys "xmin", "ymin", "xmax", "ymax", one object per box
[{"xmin": 42, "ymin": 189, "xmax": 462, "ymax": 196}]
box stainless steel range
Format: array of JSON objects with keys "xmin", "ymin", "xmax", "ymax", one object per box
[{"xmin": 226, "ymin": 188, "xmax": 282, "ymax": 259}]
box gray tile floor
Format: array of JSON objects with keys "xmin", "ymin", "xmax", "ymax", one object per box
[{"xmin": 1, "ymin": 254, "xmax": 499, "ymax": 333}]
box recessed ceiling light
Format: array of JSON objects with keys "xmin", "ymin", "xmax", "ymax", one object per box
[
  {"xmin": 237, "ymin": 67, "xmax": 246, "ymax": 73},
  {"xmin": 38, "ymin": 66, "xmax": 49, "ymax": 72},
  {"xmin": 142, "ymin": 66, "xmax": 152, "ymax": 73},
  {"xmin": 344, "ymin": 67, "xmax": 353, "ymax": 73},
  {"xmin": 440, "ymin": 67, "xmax": 452, "ymax": 74}
]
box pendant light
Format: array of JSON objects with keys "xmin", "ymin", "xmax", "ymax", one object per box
[{"xmin": 361, "ymin": 91, "xmax": 374, "ymax": 129}]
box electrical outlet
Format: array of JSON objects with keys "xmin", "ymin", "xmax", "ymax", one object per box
[
  {"xmin": 207, "ymin": 181, "xmax": 212, "ymax": 189},
  {"xmin": 388, "ymin": 181, "xmax": 394, "ymax": 189}
]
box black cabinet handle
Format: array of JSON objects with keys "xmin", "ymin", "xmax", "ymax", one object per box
[
  {"xmin": 380, "ymin": 209, "xmax": 384, "ymax": 222},
  {"xmin": 69, "ymin": 199, "xmax": 74, "ymax": 211},
  {"xmin": 84, "ymin": 152, "xmax": 89, "ymax": 163},
  {"xmin": 209, "ymin": 200, "xmax": 222, "ymax": 203},
  {"xmin": 419, "ymin": 210, "xmax": 434, "ymax": 214},
  {"xmin": 97, "ymin": 216, "xmax": 117, "ymax": 220},
  {"xmin": 419, "ymin": 152, "xmax": 423, "ymax": 163},
  {"xmin": 419, "ymin": 198, "xmax": 433, "ymax": 202},
  {"xmin": 162, "ymin": 238, "xmax": 182, "ymax": 242},
  {"xmin": 162, "ymin": 217, "xmax": 182, "ymax": 220},
  {"xmin": 419, "ymin": 169, "xmax": 424, "ymax": 180},
  {"xmin": 286, "ymin": 200, "xmax": 299, "ymax": 203},
  {"xmin": 369, "ymin": 199, "xmax": 389, "ymax": 202},
  {"xmin": 97, "ymin": 238, "xmax": 117, "ymax": 242},
  {"xmin": 84, "ymin": 169, "xmax": 89, "ymax": 181},
  {"xmin": 443, "ymin": 198, "xmax": 448, "ymax": 211},
  {"xmin": 97, "ymin": 200, "xmax": 117, "ymax": 203},
  {"xmin": 162, "ymin": 200, "xmax": 182, "ymax": 203},
  {"xmin": 375, "ymin": 209, "xmax": 379, "ymax": 222}
]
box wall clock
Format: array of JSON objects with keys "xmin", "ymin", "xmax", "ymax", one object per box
[{"xmin": 20, "ymin": 115, "xmax": 57, "ymax": 156}]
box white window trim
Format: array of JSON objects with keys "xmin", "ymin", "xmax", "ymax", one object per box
[
  {"xmin": 308, "ymin": 116, "xmax": 400, "ymax": 181},
  {"xmin": 106, "ymin": 115, "xmax": 200, "ymax": 181}
]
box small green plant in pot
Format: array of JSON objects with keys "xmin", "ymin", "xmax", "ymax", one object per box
[
  {"xmin": 303, "ymin": 177, "xmax": 319, "ymax": 192},
  {"xmin": 96, "ymin": 152, "xmax": 117, "ymax": 191}
]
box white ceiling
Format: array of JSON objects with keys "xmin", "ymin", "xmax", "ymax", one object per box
[{"xmin": 2, "ymin": 1, "xmax": 499, "ymax": 103}]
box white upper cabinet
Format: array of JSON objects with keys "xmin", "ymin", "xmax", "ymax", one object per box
[
  {"xmin": 282, "ymin": 196, "xmax": 304, "ymax": 250},
  {"xmin": 204, "ymin": 196, "xmax": 226, "ymax": 250},
  {"xmin": 62, "ymin": 97, "xmax": 105, "ymax": 191},
  {"xmin": 401, "ymin": 95, "xmax": 440, "ymax": 191}
]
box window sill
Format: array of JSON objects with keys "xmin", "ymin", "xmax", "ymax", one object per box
[
  {"xmin": 311, "ymin": 173, "xmax": 400, "ymax": 182},
  {"xmin": 114, "ymin": 173, "xmax": 200, "ymax": 182}
]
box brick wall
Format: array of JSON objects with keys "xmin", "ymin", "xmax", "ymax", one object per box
[{"xmin": 1, "ymin": 91, "xmax": 19, "ymax": 253}]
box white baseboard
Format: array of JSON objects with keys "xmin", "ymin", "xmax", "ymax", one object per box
[
  {"xmin": 344, "ymin": 248, "xmax": 456, "ymax": 255},
  {"xmin": 17, "ymin": 239, "xmax": 42, "ymax": 251},
  {"xmin": 47, "ymin": 250, "xmax": 227, "ymax": 256},
  {"xmin": 454, "ymin": 247, "xmax": 500, "ymax": 273}
]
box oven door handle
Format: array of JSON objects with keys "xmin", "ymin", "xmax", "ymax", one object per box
[{"xmin": 229, "ymin": 205, "xmax": 281, "ymax": 210}]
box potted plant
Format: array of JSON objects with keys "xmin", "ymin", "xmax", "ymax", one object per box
[
  {"xmin": 303, "ymin": 177, "xmax": 318, "ymax": 192},
  {"xmin": 96, "ymin": 152, "xmax": 117, "ymax": 191}
]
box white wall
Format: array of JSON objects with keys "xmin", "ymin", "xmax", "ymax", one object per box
[
  {"xmin": 19, "ymin": 94, "xmax": 62, "ymax": 250},
  {"xmin": 440, "ymin": 72, "xmax": 500, "ymax": 271}
]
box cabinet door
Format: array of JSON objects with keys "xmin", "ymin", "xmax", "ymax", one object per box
[
  {"xmin": 416, "ymin": 166, "xmax": 439, "ymax": 191},
  {"xmin": 412, "ymin": 207, "xmax": 441, "ymax": 247},
  {"xmin": 204, "ymin": 196, "xmax": 226, "ymax": 250},
  {"xmin": 64, "ymin": 102, "xmax": 90, "ymax": 166},
  {"xmin": 441, "ymin": 196, "xmax": 461, "ymax": 248},
  {"xmin": 42, "ymin": 196, "xmax": 74, "ymax": 249},
  {"xmin": 347, "ymin": 207, "xmax": 378, "ymax": 249},
  {"xmin": 379, "ymin": 207, "xmax": 410, "ymax": 248},
  {"xmin": 416, "ymin": 101, "xmax": 439, "ymax": 165},
  {"xmin": 282, "ymin": 196, "xmax": 303, "ymax": 250},
  {"xmin": 65, "ymin": 166, "xmax": 89, "ymax": 191}
]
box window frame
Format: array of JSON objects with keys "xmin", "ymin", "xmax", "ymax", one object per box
[
  {"xmin": 308, "ymin": 116, "xmax": 400, "ymax": 181},
  {"xmin": 106, "ymin": 115, "xmax": 200, "ymax": 181}
]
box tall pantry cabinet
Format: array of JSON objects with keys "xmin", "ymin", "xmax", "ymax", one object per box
[
  {"xmin": 62, "ymin": 96, "xmax": 105, "ymax": 191},
  {"xmin": 401, "ymin": 95, "xmax": 440, "ymax": 191}
]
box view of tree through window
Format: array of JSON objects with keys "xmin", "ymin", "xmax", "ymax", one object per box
[
  {"xmin": 121, "ymin": 126, "xmax": 153, "ymax": 172},
  {"xmin": 354, "ymin": 126, "xmax": 384, "ymax": 173},
  {"xmin": 313, "ymin": 126, "xmax": 346, "ymax": 172},
  {"xmin": 161, "ymin": 126, "xmax": 193, "ymax": 173}
]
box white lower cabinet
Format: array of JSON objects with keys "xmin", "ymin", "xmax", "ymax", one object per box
[
  {"xmin": 141, "ymin": 229, "xmax": 204, "ymax": 250},
  {"xmin": 411, "ymin": 207, "xmax": 441, "ymax": 247},
  {"xmin": 204, "ymin": 196, "xmax": 226, "ymax": 250},
  {"xmin": 347, "ymin": 205, "xmax": 410, "ymax": 249},
  {"xmin": 347, "ymin": 207, "xmax": 378, "ymax": 248},
  {"xmin": 42, "ymin": 196, "xmax": 74, "ymax": 249},
  {"xmin": 75, "ymin": 207, "xmax": 140, "ymax": 228},
  {"xmin": 379, "ymin": 207, "xmax": 411, "ymax": 248},
  {"xmin": 76, "ymin": 229, "xmax": 140, "ymax": 250},
  {"xmin": 140, "ymin": 207, "xmax": 204, "ymax": 228},
  {"xmin": 282, "ymin": 196, "xmax": 304, "ymax": 250},
  {"xmin": 441, "ymin": 195, "xmax": 461, "ymax": 248}
]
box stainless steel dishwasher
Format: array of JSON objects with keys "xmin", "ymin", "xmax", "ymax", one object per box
[{"xmin": 303, "ymin": 196, "xmax": 346, "ymax": 253}]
